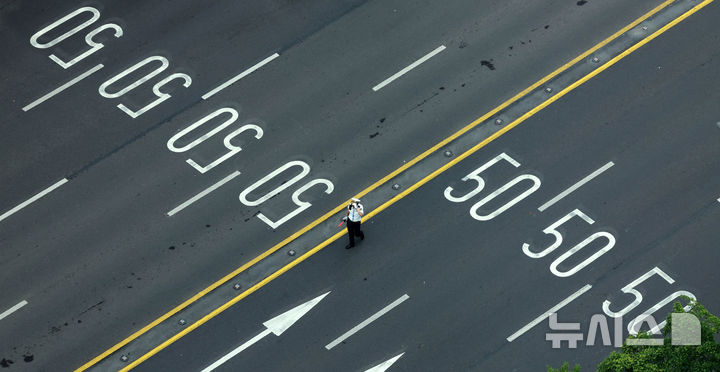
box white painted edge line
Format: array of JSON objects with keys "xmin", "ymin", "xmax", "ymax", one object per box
[
  {"xmin": 167, "ymin": 171, "xmax": 241, "ymax": 216},
  {"xmin": 0, "ymin": 300, "xmax": 28, "ymax": 321},
  {"xmin": 506, "ymin": 284, "xmax": 592, "ymax": 342},
  {"xmin": 22, "ymin": 64, "xmax": 104, "ymax": 112},
  {"xmin": 372, "ymin": 45, "xmax": 446, "ymax": 92},
  {"xmin": 325, "ymin": 294, "xmax": 410, "ymax": 350},
  {"xmin": 0, "ymin": 178, "xmax": 68, "ymax": 223},
  {"xmin": 202, "ymin": 53, "xmax": 280, "ymax": 100},
  {"xmin": 538, "ymin": 162, "xmax": 615, "ymax": 212}
]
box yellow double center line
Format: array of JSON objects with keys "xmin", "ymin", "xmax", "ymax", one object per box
[{"xmin": 76, "ymin": 0, "xmax": 713, "ymax": 370}]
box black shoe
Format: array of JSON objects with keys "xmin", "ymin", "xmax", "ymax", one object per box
[
  {"xmin": 360, "ymin": 234, "xmax": 364, "ymax": 241},
  {"xmin": 345, "ymin": 244, "xmax": 354, "ymax": 249}
]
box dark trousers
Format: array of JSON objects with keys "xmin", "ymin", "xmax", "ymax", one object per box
[{"xmin": 347, "ymin": 220, "xmax": 364, "ymax": 246}]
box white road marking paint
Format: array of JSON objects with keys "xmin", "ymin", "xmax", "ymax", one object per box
[
  {"xmin": 0, "ymin": 300, "xmax": 28, "ymax": 321},
  {"xmin": 239, "ymin": 161, "xmax": 310, "ymax": 207},
  {"xmin": 118, "ymin": 72, "xmax": 192, "ymax": 118},
  {"xmin": 716, "ymin": 196, "xmax": 720, "ymax": 203},
  {"xmin": 202, "ymin": 53, "xmax": 280, "ymax": 100},
  {"xmin": 201, "ymin": 329, "xmax": 271, "ymax": 372},
  {"xmin": 22, "ymin": 64, "xmax": 104, "ymax": 111},
  {"xmin": 537, "ymin": 162, "xmax": 614, "ymax": 212},
  {"xmin": 257, "ymin": 178, "xmax": 334, "ymax": 229},
  {"xmin": 325, "ymin": 294, "xmax": 410, "ymax": 350},
  {"xmin": 201, "ymin": 292, "xmax": 330, "ymax": 372},
  {"xmin": 0, "ymin": 179, "xmax": 68, "ymax": 223},
  {"xmin": 49, "ymin": 23, "xmax": 123, "ymax": 69},
  {"xmin": 470, "ymin": 174, "xmax": 541, "ymax": 221},
  {"xmin": 167, "ymin": 171, "xmax": 241, "ymax": 216},
  {"xmin": 30, "ymin": 7, "xmax": 100, "ymax": 49},
  {"xmin": 372, "ymin": 45, "xmax": 446, "ymax": 91},
  {"xmin": 99, "ymin": 56, "xmax": 168, "ymax": 98},
  {"xmin": 262, "ymin": 292, "xmax": 330, "ymax": 336},
  {"xmin": 364, "ymin": 353, "xmax": 405, "ymax": 372},
  {"xmin": 506, "ymin": 284, "xmax": 592, "ymax": 342}
]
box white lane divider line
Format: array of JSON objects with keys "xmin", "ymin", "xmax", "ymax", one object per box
[
  {"xmin": 167, "ymin": 171, "xmax": 241, "ymax": 216},
  {"xmin": 372, "ymin": 45, "xmax": 446, "ymax": 92},
  {"xmin": 364, "ymin": 353, "xmax": 405, "ymax": 372},
  {"xmin": 538, "ymin": 162, "xmax": 615, "ymax": 212},
  {"xmin": 22, "ymin": 64, "xmax": 104, "ymax": 112},
  {"xmin": 0, "ymin": 178, "xmax": 68, "ymax": 223},
  {"xmin": 0, "ymin": 300, "xmax": 28, "ymax": 321},
  {"xmin": 506, "ymin": 284, "xmax": 592, "ymax": 342},
  {"xmin": 202, "ymin": 53, "xmax": 280, "ymax": 100},
  {"xmin": 325, "ymin": 294, "xmax": 410, "ymax": 350}
]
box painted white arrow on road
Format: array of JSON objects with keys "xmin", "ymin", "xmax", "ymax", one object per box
[
  {"xmin": 364, "ymin": 353, "xmax": 405, "ymax": 372},
  {"xmin": 201, "ymin": 291, "xmax": 330, "ymax": 372}
]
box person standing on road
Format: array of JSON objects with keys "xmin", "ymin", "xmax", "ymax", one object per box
[{"xmin": 344, "ymin": 198, "xmax": 364, "ymax": 249}]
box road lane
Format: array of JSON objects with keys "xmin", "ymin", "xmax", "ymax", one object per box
[
  {"xmin": 0, "ymin": 0, "xmax": 675, "ymax": 370},
  {"xmin": 83, "ymin": 1, "xmax": 694, "ymax": 369},
  {"xmin": 136, "ymin": 1, "xmax": 720, "ymax": 370},
  {"xmin": 0, "ymin": 301, "xmax": 28, "ymax": 322}
]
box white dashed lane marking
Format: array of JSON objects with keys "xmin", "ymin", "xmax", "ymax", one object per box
[
  {"xmin": 22, "ymin": 64, "xmax": 104, "ymax": 112},
  {"xmin": 0, "ymin": 301, "xmax": 28, "ymax": 321},
  {"xmin": 372, "ymin": 45, "xmax": 446, "ymax": 92},
  {"xmin": 0, "ymin": 179, "xmax": 68, "ymax": 223},
  {"xmin": 506, "ymin": 284, "xmax": 592, "ymax": 342},
  {"xmin": 167, "ymin": 171, "xmax": 241, "ymax": 216},
  {"xmin": 202, "ymin": 53, "xmax": 280, "ymax": 100},
  {"xmin": 325, "ymin": 294, "xmax": 410, "ymax": 350},
  {"xmin": 538, "ymin": 162, "xmax": 614, "ymax": 212}
]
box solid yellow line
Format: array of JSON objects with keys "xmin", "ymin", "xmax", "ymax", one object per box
[
  {"xmin": 76, "ymin": 1, "xmax": 680, "ymax": 371},
  {"xmin": 118, "ymin": 0, "xmax": 713, "ymax": 370}
]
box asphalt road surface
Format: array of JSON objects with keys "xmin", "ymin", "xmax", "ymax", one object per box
[{"xmin": 0, "ymin": 0, "xmax": 718, "ymax": 371}]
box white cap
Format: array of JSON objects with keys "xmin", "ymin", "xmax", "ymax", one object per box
[{"xmin": 351, "ymin": 198, "xmax": 361, "ymax": 202}]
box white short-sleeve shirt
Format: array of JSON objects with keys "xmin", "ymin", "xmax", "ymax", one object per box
[{"xmin": 348, "ymin": 203, "xmax": 364, "ymax": 222}]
